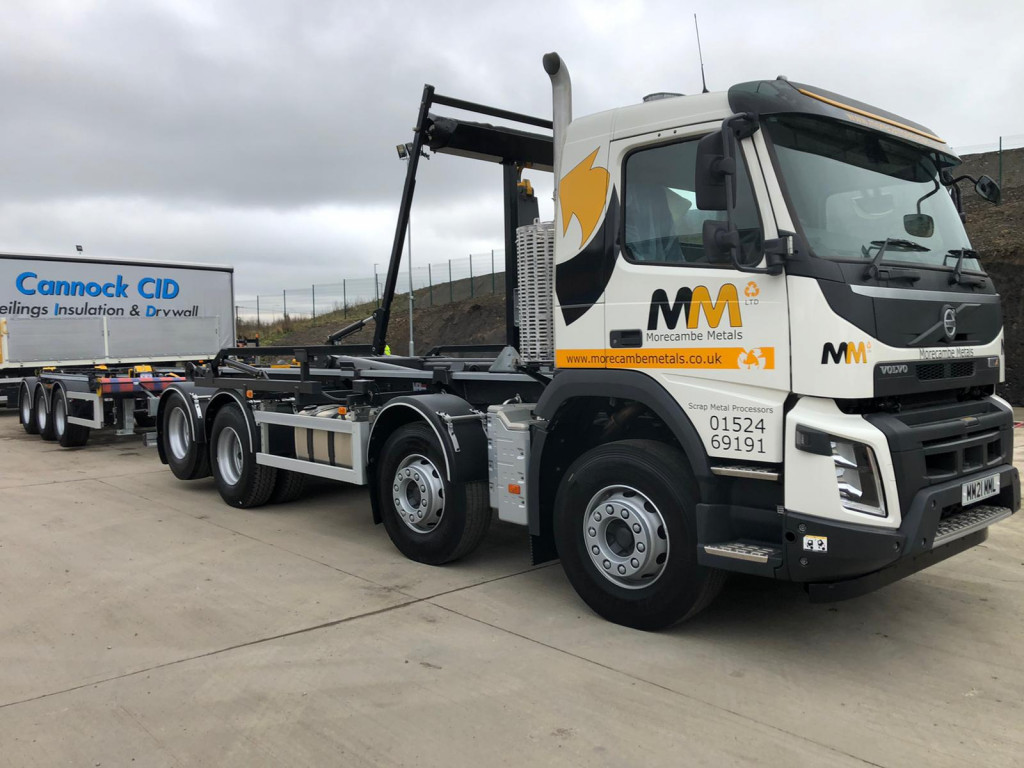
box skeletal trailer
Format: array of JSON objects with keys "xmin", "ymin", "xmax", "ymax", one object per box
[
  {"xmin": 18, "ymin": 367, "xmax": 184, "ymax": 448},
  {"xmin": 153, "ymin": 55, "xmax": 1018, "ymax": 628}
]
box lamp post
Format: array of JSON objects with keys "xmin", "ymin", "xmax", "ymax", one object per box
[{"xmin": 396, "ymin": 142, "xmax": 417, "ymax": 356}]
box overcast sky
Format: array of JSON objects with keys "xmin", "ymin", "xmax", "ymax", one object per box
[{"xmin": 3, "ymin": 0, "xmax": 1022, "ymax": 302}]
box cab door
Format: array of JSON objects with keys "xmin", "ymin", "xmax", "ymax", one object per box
[{"xmin": 600, "ymin": 126, "xmax": 792, "ymax": 463}]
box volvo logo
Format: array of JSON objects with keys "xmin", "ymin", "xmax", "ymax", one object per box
[{"xmin": 942, "ymin": 306, "xmax": 957, "ymax": 340}]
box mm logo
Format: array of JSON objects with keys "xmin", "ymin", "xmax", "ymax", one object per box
[
  {"xmin": 648, "ymin": 284, "xmax": 742, "ymax": 330},
  {"xmin": 821, "ymin": 341, "xmax": 868, "ymax": 365}
]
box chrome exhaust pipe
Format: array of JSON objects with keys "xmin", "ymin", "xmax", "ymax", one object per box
[{"xmin": 543, "ymin": 52, "xmax": 572, "ymax": 192}]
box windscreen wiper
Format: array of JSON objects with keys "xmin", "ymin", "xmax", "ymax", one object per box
[
  {"xmin": 862, "ymin": 238, "xmax": 930, "ymax": 280},
  {"xmin": 944, "ymin": 248, "xmax": 985, "ymax": 287}
]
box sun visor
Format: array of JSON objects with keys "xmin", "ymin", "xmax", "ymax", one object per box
[{"xmin": 727, "ymin": 80, "xmax": 956, "ymax": 160}]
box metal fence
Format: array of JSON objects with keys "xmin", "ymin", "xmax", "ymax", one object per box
[
  {"xmin": 953, "ymin": 133, "xmax": 1024, "ymax": 193},
  {"xmin": 235, "ymin": 249, "xmax": 506, "ymax": 325}
]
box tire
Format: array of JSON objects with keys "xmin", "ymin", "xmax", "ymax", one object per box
[
  {"xmin": 161, "ymin": 395, "xmax": 210, "ymax": 480},
  {"xmin": 209, "ymin": 404, "xmax": 276, "ymax": 508},
  {"xmin": 270, "ymin": 470, "xmax": 308, "ymax": 504},
  {"xmin": 554, "ymin": 440, "xmax": 725, "ymax": 630},
  {"xmin": 35, "ymin": 386, "xmax": 56, "ymax": 441},
  {"xmin": 19, "ymin": 383, "xmax": 39, "ymax": 435},
  {"xmin": 377, "ymin": 422, "xmax": 491, "ymax": 565},
  {"xmin": 54, "ymin": 388, "xmax": 90, "ymax": 448}
]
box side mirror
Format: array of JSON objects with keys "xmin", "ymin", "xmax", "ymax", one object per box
[
  {"xmin": 975, "ymin": 174, "xmax": 1001, "ymax": 205},
  {"xmin": 903, "ymin": 213, "xmax": 934, "ymax": 238},
  {"xmin": 695, "ymin": 131, "xmax": 734, "ymax": 211}
]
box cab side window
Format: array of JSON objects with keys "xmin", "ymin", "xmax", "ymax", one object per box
[{"xmin": 623, "ymin": 137, "xmax": 762, "ymax": 266}]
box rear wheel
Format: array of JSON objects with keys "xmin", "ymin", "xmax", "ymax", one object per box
[
  {"xmin": 377, "ymin": 422, "xmax": 490, "ymax": 564},
  {"xmin": 161, "ymin": 395, "xmax": 210, "ymax": 480},
  {"xmin": 554, "ymin": 440, "xmax": 724, "ymax": 630},
  {"xmin": 54, "ymin": 388, "xmax": 90, "ymax": 448},
  {"xmin": 35, "ymin": 387, "xmax": 56, "ymax": 441},
  {"xmin": 19, "ymin": 383, "xmax": 38, "ymax": 435},
  {"xmin": 210, "ymin": 405, "xmax": 276, "ymax": 508}
]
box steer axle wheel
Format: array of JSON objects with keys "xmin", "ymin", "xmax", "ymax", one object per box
[
  {"xmin": 554, "ymin": 439, "xmax": 725, "ymax": 630},
  {"xmin": 377, "ymin": 422, "xmax": 490, "ymax": 565},
  {"xmin": 209, "ymin": 405, "xmax": 276, "ymax": 508}
]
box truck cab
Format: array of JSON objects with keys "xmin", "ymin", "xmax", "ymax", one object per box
[{"xmin": 538, "ymin": 67, "xmax": 1017, "ymax": 613}]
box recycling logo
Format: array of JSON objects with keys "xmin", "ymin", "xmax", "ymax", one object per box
[
  {"xmin": 740, "ymin": 348, "xmax": 767, "ymax": 369},
  {"xmin": 744, "ymin": 281, "xmax": 760, "ymax": 298}
]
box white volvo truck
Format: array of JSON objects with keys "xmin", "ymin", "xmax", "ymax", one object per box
[{"xmin": 154, "ymin": 55, "xmax": 1018, "ymax": 629}]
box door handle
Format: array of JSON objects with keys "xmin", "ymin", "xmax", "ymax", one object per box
[{"xmin": 609, "ymin": 329, "xmax": 642, "ymax": 348}]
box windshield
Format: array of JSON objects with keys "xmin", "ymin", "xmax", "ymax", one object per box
[{"xmin": 764, "ymin": 114, "xmax": 981, "ymax": 272}]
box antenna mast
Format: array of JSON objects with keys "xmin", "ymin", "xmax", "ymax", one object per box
[{"xmin": 694, "ymin": 14, "xmax": 709, "ymax": 94}]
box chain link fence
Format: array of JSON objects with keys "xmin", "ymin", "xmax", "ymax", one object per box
[
  {"xmin": 235, "ymin": 249, "xmax": 506, "ymax": 325},
  {"xmin": 953, "ymin": 133, "xmax": 1024, "ymax": 193}
]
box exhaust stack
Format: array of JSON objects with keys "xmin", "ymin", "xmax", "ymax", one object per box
[{"xmin": 543, "ymin": 52, "xmax": 572, "ymax": 193}]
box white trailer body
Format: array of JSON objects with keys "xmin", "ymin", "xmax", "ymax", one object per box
[{"xmin": 0, "ymin": 252, "xmax": 234, "ymax": 373}]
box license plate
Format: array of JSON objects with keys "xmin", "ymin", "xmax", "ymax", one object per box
[{"xmin": 962, "ymin": 473, "xmax": 1000, "ymax": 506}]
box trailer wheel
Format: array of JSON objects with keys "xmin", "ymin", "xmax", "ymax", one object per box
[
  {"xmin": 19, "ymin": 383, "xmax": 39, "ymax": 435},
  {"xmin": 161, "ymin": 396, "xmax": 210, "ymax": 480},
  {"xmin": 270, "ymin": 470, "xmax": 308, "ymax": 504},
  {"xmin": 210, "ymin": 405, "xmax": 276, "ymax": 508},
  {"xmin": 54, "ymin": 388, "xmax": 90, "ymax": 448},
  {"xmin": 34, "ymin": 387, "xmax": 56, "ymax": 441},
  {"xmin": 378, "ymin": 422, "xmax": 490, "ymax": 565},
  {"xmin": 554, "ymin": 440, "xmax": 724, "ymax": 630}
]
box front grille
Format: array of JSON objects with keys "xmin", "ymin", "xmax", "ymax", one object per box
[
  {"xmin": 915, "ymin": 361, "xmax": 975, "ymax": 381},
  {"xmin": 950, "ymin": 360, "xmax": 975, "ymax": 378},
  {"xmin": 922, "ymin": 429, "xmax": 1003, "ymax": 483}
]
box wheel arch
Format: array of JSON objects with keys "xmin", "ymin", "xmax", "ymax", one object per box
[
  {"xmin": 528, "ymin": 369, "xmax": 714, "ymax": 561},
  {"xmin": 204, "ymin": 389, "xmax": 259, "ymax": 451},
  {"xmin": 367, "ymin": 394, "xmax": 488, "ymax": 524},
  {"xmin": 155, "ymin": 383, "xmax": 215, "ymax": 465},
  {"xmin": 19, "ymin": 377, "xmax": 39, "ymax": 410}
]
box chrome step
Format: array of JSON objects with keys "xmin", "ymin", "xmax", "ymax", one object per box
[
  {"xmin": 703, "ymin": 541, "xmax": 782, "ymax": 564},
  {"xmin": 710, "ymin": 465, "xmax": 780, "ymax": 481},
  {"xmin": 933, "ymin": 504, "xmax": 1012, "ymax": 548}
]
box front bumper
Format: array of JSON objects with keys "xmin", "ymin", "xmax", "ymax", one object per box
[{"xmin": 786, "ymin": 463, "xmax": 1018, "ymax": 600}]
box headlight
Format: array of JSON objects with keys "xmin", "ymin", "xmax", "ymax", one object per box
[{"xmin": 831, "ymin": 439, "xmax": 887, "ymax": 517}]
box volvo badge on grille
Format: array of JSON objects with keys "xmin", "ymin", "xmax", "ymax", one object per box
[{"xmin": 942, "ymin": 306, "xmax": 957, "ymax": 340}]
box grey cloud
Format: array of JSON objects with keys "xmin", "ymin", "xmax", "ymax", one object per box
[{"xmin": 2, "ymin": 0, "xmax": 1022, "ymax": 300}]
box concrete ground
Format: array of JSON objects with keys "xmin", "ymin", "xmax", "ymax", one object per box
[{"xmin": 0, "ymin": 411, "xmax": 1021, "ymax": 768}]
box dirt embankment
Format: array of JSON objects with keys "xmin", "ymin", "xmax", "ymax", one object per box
[
  {"xmin": 264, "ymin": 276, "xmax": 508, "ymax": 355},
  {"xmin": 958, "ymin": 147, "xmax": 1024, "ymax": 403}
]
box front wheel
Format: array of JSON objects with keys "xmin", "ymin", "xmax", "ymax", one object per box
[
  {"xmin": 554, "ymin": 440, "xmax": 724, "ymax": 630},
  {"xmin": 209, "ymin": 405, "xmax": 276, "ymax": 508},
  {"xmin": 377, "ymin": 422, "xmax": 490, "ymax": 565}
]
